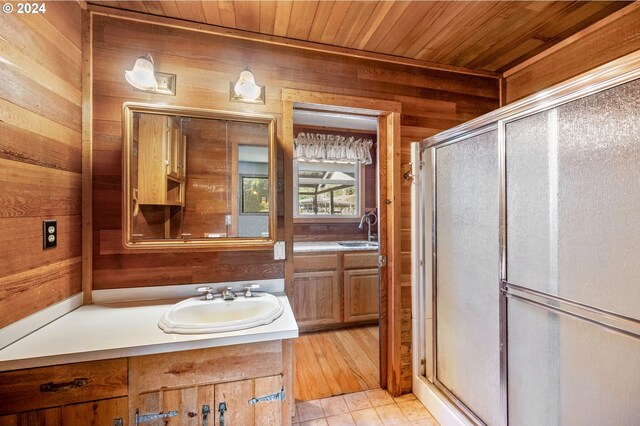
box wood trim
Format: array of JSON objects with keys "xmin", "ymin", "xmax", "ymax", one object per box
[
  {"xmin": 283, "ymin": 98, "xmax": 295, "ymax": 305},
  {"xmin": 385, "ymin": 111, "xmax": 403, "ymax": 396},
  {"xmin": 230, "ymin": 142, "xmax": 239, "ymax": 237},
  {"xmin": 86, "ymin": 4, "xmax": 500, "ymax": 79},
  {"xmin": 377, "ymin": 115, "xmax": 389, "ymax": 391},
  {"xmin": 282, "ymin": 88, "xmax": 402, "ymax": 395},
  {"xmin": 282, "ymin": 90, "xmax": 402, "ymax": 114},
  {"xmin": 503, "ymin": 2, "xmax": 640, "ymax": 79},
  {"xmin": 81, "ymin": 9, "xmax": 93, "ymax": 304}
]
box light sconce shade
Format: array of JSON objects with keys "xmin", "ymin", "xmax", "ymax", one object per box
[
  {"xmin": 125, "ymin": 53, "xmax": 177, "ymax": 95},
  {"xmin": 231, "ymin": 69, "xmax": 265, "ymax": 104},
  {"xmin": 125, "ymin": 53, "xmax": 158, "ymax": 91}
]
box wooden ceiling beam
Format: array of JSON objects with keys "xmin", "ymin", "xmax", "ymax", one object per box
[{"xmin": 86, "ymin": 3, "xmax": 501, "ymax": 79}]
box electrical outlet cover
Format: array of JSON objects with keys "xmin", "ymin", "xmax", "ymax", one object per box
[{"xmin": 43, "ymin": 219, "xmax": 57, "ymax": 249}]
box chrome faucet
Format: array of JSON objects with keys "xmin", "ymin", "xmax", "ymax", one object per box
[
  {"xmin": 358, "ymin": 212, "xmax": 378, "ymax": 242},
  {"xmin": 221, "ymin": 287, "xmax": 237, "ymax": 301}
]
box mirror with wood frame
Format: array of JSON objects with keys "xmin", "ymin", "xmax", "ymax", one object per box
[{"xmin": 122, "ymin": 103, "xmax": 276, "ymax": 249}]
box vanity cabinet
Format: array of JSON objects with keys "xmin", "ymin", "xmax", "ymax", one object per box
[
  {"xmin": 129, "ymin": 341, "xmax": 289, "ymax": 426},
  {"xmin": 293, "ymin": 250, "xmax": 378, "ymax": 331},
  {"xmin": 0, "ymin": 341, "xmax": 293, "ymax": 426}
]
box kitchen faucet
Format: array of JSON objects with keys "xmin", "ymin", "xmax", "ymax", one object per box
[{"xmin": 358, "ymin": 212, "xmax": 378, "ymax": 242}]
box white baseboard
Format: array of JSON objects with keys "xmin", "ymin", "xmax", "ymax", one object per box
[
  {"xmin": 413, "ymin": 375, "xmax": 472, "ymax": 426},
  {"xmin": 0, "ymin": 293, "xmax": 83, "ymax": 350}
]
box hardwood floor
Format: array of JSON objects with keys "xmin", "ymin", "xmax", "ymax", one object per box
[{"xmin": 294, "ymin": 325, "xmax": 380, "ymax": 401}]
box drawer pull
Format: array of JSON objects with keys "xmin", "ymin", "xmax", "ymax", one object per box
[
  {"xmin": 202, "ymin": 404, "xmax": 211, "ymax": 426},
  {"xmin": 40, "ymin": 378, "xmax": 89, "ymax": 392},
  {"xmin": 218, "ymin": 402, "xmax": 227, "ymax": 426}
]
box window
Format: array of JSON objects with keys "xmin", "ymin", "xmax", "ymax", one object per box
[
  {"xmin": 294, "ymin": 160, "xmax": 363, "ymax": 219},
  {"xmin": 241, "ymin": 176, "xmax": 269, "ymax": 213}
]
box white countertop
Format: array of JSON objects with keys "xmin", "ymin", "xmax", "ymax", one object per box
[
  {"xmin": 294, "ymin": 241, "xmax": 379, "ymax": 253},
  {"xmin": 0, "ymin": 295, "xmax": 298, "ymax": 372}
]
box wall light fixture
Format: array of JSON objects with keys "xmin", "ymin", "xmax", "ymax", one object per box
[
  {"xmin": 125, "ymin": 53, "xmax": 176, "ymax": 96},
  {"xmin": 230, "ymin": 69, "xmax": 265, "ymax": 104}
]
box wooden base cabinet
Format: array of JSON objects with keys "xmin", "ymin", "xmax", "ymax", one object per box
[
  {"xmin": 344, "ymin": 268, "xmax": 379, "ymax": 323},
  {"xmin": 292, "ymin": 271, "xmax": 341, "ymax": 328},
  {"xmin": 0, "ymin": 340, "xmax": 293, "ymax": 426},
  {"xmin": 292, "ymin": 251, "xmax": 379, "ymax": 331}
]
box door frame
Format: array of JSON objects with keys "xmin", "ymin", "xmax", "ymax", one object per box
[{"xmin": 282, "ymin": 89, "xmax": 403, "ymax": 395}]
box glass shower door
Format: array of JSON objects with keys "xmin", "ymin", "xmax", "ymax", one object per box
[
  {"xmin": 434, "ymin": 129, "xmax": 501, "ymax": 425},
  {"xmin": 505, "ymin": 79, "xmax": 640, "ymax": 426}
]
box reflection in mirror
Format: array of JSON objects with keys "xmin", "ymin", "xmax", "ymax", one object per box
[{"xmin": 123, "ymin": 103, "xmax": 276, "ymax": 249}]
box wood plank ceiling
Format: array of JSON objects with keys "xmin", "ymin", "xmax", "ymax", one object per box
[{"xmin": 87, "ymin": 1, "xmax": 630, "ymax": 74}]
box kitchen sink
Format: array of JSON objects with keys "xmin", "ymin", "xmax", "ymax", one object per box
[{"xmin": 338, "ymin": 241, "xmax": 379, "ymax": 248}]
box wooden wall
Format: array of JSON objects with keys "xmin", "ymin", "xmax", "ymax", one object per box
[
  {"xmin": 0, "ymin": 3, "xmax": 83, "ymax": 329},
  {"xmin": 91, "ymin": 13, "xmax": 499, "ymax": 391},
  {"xmin": 292, "ymin": 126, "xmax": 376, "ymax": 242},
  {"xmin": 504, "ymin": 3, "xmax": 640, "ymax": 103}
]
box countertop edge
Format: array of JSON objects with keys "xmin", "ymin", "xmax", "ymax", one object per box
[{"xmin": 0, "ymin": 329, "xmax": 299, "ymax": 372}]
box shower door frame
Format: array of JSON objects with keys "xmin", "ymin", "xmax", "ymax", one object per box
[{"xmin": 412, "ymin": 49, "xmax": 640, "ymax": 426}]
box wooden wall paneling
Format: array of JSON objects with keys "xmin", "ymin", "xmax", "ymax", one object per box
[
  {"xmin": 0, "ymin": 2, "xmax": 83, "ymax": 328},
  {"xmin": 504, "ymin": 2, "xmax": 640, "ymax": 103}
]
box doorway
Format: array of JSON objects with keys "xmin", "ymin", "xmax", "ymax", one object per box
[
  {"xmin": 291, "ymin": 105, "xmax": 380, "ymax": 401},
  {"xmin": 282, "ymin": 90, "xmax": 403, "ymax": 399}
]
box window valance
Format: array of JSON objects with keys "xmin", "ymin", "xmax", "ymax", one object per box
[{"xmin": 294, "ymin": 133, "xmax": 373, "ymax": 165}]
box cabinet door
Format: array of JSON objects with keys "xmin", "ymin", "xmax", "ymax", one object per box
[
  {"xmin": 63, "ymin": 397, "xmax": 129, "ymax": 426},
  {"xmin": 138, "ymin": 114, "xmax": 168, "ymax": 204},
  {"xmin": 293, "ymin": 271, "xmax": 341, "ymax": 328},
  {"xmin": 344, "ymin": 268, "xmax": 379, "ymax": 322},
  {"xmin": 214, "ymin": 376, "xmax": 285, "ymax": 426},
  {"xmin": 131, "ymin": 386, "xmax": 214, "ymax": 426}
]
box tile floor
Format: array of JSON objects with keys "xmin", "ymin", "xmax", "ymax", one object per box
[{"xmin": 293, "ymin": 389, "xmax": 439, "ymax": 426}]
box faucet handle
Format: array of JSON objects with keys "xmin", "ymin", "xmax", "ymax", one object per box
[
  {"xmin": 244, "ymin": 284, "xmax": 260, "ymax": 297},
  {"xmin": 197, "ymin": 286, "xmax": 214, "ymax": 300}
]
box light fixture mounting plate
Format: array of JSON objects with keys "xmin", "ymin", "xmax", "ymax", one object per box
[{"xmin": 133, "ymin": 71, "xmax": 177, "ymax": 96}]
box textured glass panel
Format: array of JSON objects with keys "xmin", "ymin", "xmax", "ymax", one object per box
[
  {"xmin": 436, "ymin": 130, "xmax": 500, "ymax": 425},
  {"xmin": 506, "ymin": 110, "xmax": 558, "ymax": 293},
  {"xmin": 507, "ymin": 79, "xmax": 640, "ymax": 318},
  {"xmin": 508, "ymin": 300, "xmax": 640, "ymax": 425}
]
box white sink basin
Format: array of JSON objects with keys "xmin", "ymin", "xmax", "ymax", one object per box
[{"xmin": 158, "ymin": 293, "xmax": 284, "ymax": 334}]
